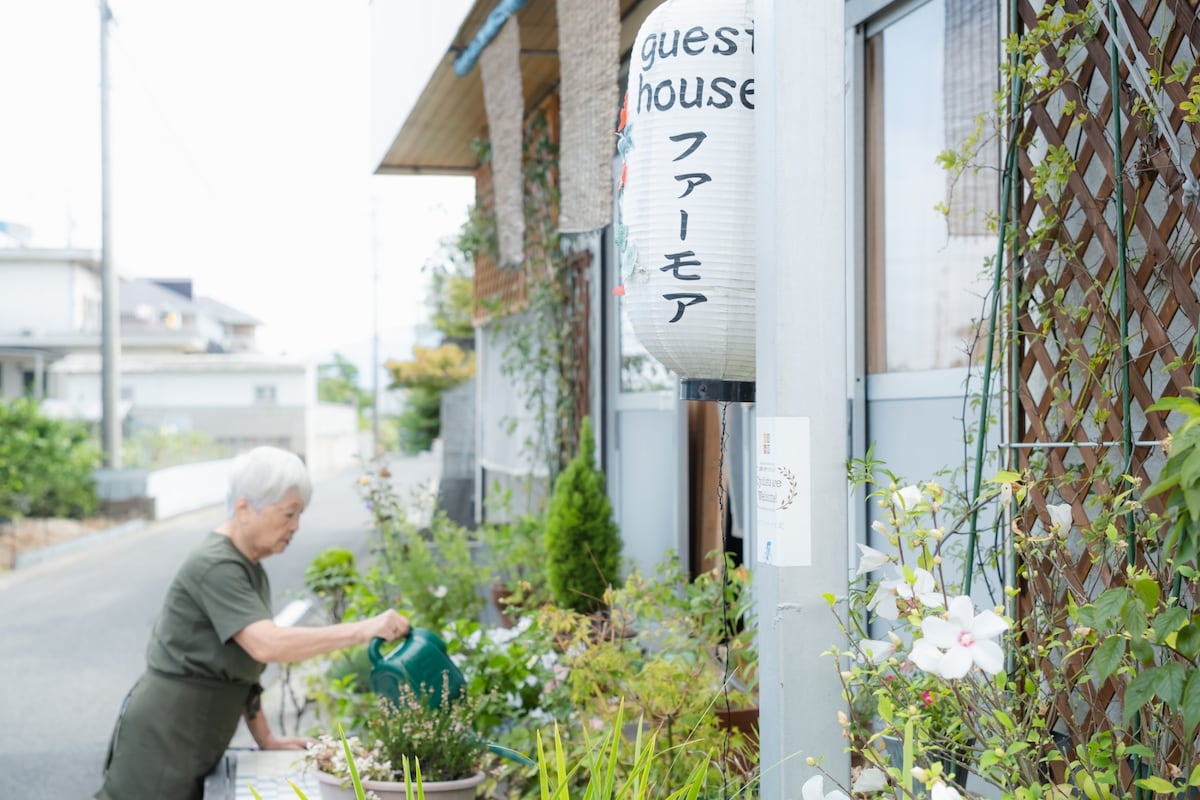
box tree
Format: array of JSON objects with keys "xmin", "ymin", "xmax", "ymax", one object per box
[
  {"xmin": 424, "ymin": 243, "xmax": 475, "ymax": 344},
  {"xmin": 543, "ymin": 417, "xmax": 621, "ymax": 614},
  {"xmin": 318, "ymin": 353, "xmax": 371, "ymax": 420},
  {"xmin": 386, "ymin": 344, "xmax": 475, "ymax": 454}
]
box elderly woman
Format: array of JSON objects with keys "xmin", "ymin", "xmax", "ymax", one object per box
[{"xmin": 96, "ymin": 446, "xmax": 410, "ymax": 800}]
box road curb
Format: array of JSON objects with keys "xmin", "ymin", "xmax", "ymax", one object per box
[{"xmin": 11, "ymin": 519, "xmax": 147, "ymax": 570}]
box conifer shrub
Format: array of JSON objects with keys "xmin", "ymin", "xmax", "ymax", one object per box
[{"xmin": 543, "ymin": 416, "xmax": 621, "ymax": 613}]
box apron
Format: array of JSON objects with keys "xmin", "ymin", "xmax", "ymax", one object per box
[{"xmin": 95, "ymin": 669, "xmax": 261, "ymax": 800}]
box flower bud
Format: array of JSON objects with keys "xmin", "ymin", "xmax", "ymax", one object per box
[
  {"xmin": 806, "ymin": 757, "xmax": 817, "ymax": 766},
  {"xmin": 838, "ymin": 710, "xmax": 849, "ymax": 727},
  {"xmin": 910, "ymin": 767, "xmax": 927, "ymax": 782}
]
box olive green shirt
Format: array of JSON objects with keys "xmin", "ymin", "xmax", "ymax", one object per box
[{"xmin": 145, "ymin": 531, "xmax": 271, "ymax": 684}]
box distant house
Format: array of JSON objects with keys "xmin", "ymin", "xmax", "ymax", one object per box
[
  {"xmin": 0, "ymin": 247, "xmax": 358, "ymax": 475},
  {"xmin": 120, "ymin": 277, "xmax": 260, "ymax": 354},
  {"xmin": 0, "ymin": 248, "xmax": 102, "ymax": 400},
  {"xmin": 47, "ymin": 352, "xmax": 357, "ymax": 476}
]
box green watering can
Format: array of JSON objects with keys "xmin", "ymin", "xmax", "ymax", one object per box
[{"xmin": 368, "ymin": 627, "xmax": 535, "ymax": 767}]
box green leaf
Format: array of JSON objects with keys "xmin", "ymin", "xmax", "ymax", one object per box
[
  {"xmin": 1182, "ymin": 670, "xmax": 1200, "ymax": 739},
  {"xmin": 1134, "ymin": 777, "xmax": 1179, "ymax": 794},
  {"xmin": 1188, "ymin": 763, "xmax": 1200, "ymax": 787},
  {"xmin": 1131, "ymin": 638, "xmax": 1156, "ymax": 665},
  {"xmin": 1141, "ymin": 471, "xmax": 1181, "ymax": 502},
  {"xmin": 1153, "ymin": 607, "xmax": 1189, "ymax": 643},
  {"xmin": 1147, "ymin": 396, "xmax": 1200, "ymax": 416},
  {"xmin": 1121, "ymin": 598, "xmax": 1148, "ymax": 638},
  {"xmin": 1094, "ymin": 589, "xmax": 1127, "ymax": 626},
  {"xmin": 1156, "ymin": 662, "xmax": 1186, "ymax": 706},
  {"xmin": 990, "ymin": 470, "xmax": 1022, "ymax": 484},
  {"xmin": 1089, "ymin": 636, "xmax": 1126, "ymax": 684},
  {"xmin": 1133, "ymin": 577, "xmax": 1160, "ymax": 611},
  {"xmin": 1179, "ymin": 529, "xmax": 1200, "ymax": 565},
  {"xmin": 1125, "ymin": 669, "xmax": 1160, "ymax": 721},
  {"xmin": 878, "ymin": 694, "xmax": 894, "ymax": 723},
  {"xmin": 1177, "ymin": 622, "xmax": 1200, "ymax": 659}
]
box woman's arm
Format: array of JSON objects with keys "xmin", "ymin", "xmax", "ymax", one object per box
[{"xmin": 233, "ymin": 609, "xmax": 409, "ymax": 664}]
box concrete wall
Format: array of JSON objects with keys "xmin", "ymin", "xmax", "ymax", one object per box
[
  {"xmin": 54, "ymin": 366, "xmax": 311, "ymax": 408},
  {"xmin": 0, "ymin": 262, "xmax": 92, "ymax": 334},
  {"xmin": 476, "ymin": 316, "xmax": 554, "ymax": 519},
  {"xmin": 438, "ymin": 379, "xmax": 475, "ymax": 526},
  {"xmin": 0, "ymin": 362, "xmax": 22, "ymax": 400},
  {"xmin": 147, "ymin": 459, "xmax": 231, "ymax": 519},
  {"xmin": 304, "ymin": 403, "xmax": 360, "ymax": 479}
]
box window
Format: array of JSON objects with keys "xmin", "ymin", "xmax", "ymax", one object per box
[
  {"xmin": 865, "ymin": 0, "xmax": 999, "ymax": 374},
  {"xmin": 254, "ymin": 385, "xmax": 277, "ymax": 404}
]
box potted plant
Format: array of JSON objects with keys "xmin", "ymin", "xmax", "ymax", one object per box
[
  {"xmin": 306, "ymin": 682, "xmax": 488, "ymax": 800},
  {"xmin": 477, "ymin": 509, "xmax": 552, "ymax": 625}
]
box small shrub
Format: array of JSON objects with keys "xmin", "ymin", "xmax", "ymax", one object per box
[
  {"xmin": 304, "ymin": 547, "xmax": 360, "ymax": 623},
  {"xmin": 543, "ymin": 417, "xmax": 621, "ymax": 614},
  {"xmin": 0, "ymin": 399, "xmax": 100, "ymax": 520}
]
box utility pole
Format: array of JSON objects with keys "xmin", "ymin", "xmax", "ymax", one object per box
[
  {"xmin": 371, "ymin": 198, "xmax": 381, "ymax": 455},
  {"xmin": 99, "ymin": 0, "xmax": 122, "ymax": 468}
]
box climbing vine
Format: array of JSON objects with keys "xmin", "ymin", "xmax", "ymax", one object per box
[{"xmin": 473, "ymin": 107, "xmax": 586, "ymax": 489}]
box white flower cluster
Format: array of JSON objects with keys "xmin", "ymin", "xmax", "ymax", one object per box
[
  {"xmin": 857, "ymin": 485, "xmax": 1011, "ymax": 680},
  {"xmin": 305, "ymin": 734, "xmax": 393, "ymax": 783}
]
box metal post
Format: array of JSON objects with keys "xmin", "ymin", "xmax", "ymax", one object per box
[
  {"xmin": 371, "ymin": 200, "xmax": 381, "ymax": 455},
  {"xmin": 99, "ymin": 0, "xmax": 122, "ymax": 469},
  {"xmin": 754, "ymin": 0, "xmax": 849, "ymax": 795}
]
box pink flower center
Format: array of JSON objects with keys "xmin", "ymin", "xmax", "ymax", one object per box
[{"xmin": 957, "ymin": 631, "xmax": 975, "ymax": 647}]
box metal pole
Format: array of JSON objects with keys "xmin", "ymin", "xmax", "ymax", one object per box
[
  {"xmin": 371, "ymin": 199, "xmax": 381, "ymax": 455},
  {"xmin": 99, "ymin": 0, "xmax": 122, "ymax": 469}
]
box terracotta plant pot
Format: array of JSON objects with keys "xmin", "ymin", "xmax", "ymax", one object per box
[
  {"xmin": 715, "ymin": 705, "xmax": 759, "ymax": 776},
  {"xmin": 315, "ymin": 769, "xmax": 485, "ymax": 800},
  {"xmin": 489, "ymin": 582, "xmax": 518, "ymax": 629}
]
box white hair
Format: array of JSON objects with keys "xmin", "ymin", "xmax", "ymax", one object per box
[{"xmin": 225, "ymin": 446, "xmax": 312, "ymax": 517}]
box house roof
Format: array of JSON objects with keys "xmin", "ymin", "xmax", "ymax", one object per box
[
  {"xmin": 375, "ymin": 0, "xmax": 660, "ymax": 175},
  {"xmin": 192, "ymin": 296, "xmax": 261, "ymax": 326},
  {"xmin": 0, "ymin": 248, "xmax": 101, "ymax": 270},
  {"xmin": 121, "ymin": 278, "xmax": 260, "ymax": 326}
]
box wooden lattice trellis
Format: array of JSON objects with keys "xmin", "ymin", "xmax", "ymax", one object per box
[{"xmin": 1011, "ymin": 0, "xmax": 1200, "ymax": 780}]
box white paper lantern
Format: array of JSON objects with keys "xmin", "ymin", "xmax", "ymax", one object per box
[{"xmin": 616, "ymin": 0, "xmax": 755, "ymax": 386}]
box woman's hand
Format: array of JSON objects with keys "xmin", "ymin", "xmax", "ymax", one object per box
[
  {"xmin": 362, "ymin": 609, "xmax": 411, "ymax": 643},
  {"xmin": 260, "ymin": 734, "xmax": 315, "ymax": 751}
]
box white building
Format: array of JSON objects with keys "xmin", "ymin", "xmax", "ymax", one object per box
[
  {"xmin": 47, "ymin": 352, "xmax": 357, "ymax": 476},
  {"xmin": 0, "ymin": 248, "xmax": 102, "ymax": 399},
  {"xmin": 0, "ymin": 247, "xmax": 358, "ymax": 474}
]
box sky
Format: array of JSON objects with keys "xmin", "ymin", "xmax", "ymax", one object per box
[{"xmin": 0, "ymin": 0, "xmax": 475, "ymax": 376}]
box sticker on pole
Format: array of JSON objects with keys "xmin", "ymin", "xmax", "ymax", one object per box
[{"xmin": 756, "ymin": 416, "xmax": 811, "ymax": 566}]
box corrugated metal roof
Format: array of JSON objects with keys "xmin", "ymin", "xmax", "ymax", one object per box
[{"xmin": 375, "ymin": 0, "xmax": 660, "ymax": 175}]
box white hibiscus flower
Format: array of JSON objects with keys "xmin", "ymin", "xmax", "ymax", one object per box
[
  {"xmin": 802, "ymin": 775, "xmax": 850, "ymax": 800},
  {"xmin": 908, "ymin": 595, "xmax": 1010, "ymax": 679}
]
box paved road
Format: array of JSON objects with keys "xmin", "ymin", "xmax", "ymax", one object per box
[{"xmin": 0, "ymin": 451, "xmax": 438, "ymax": 800}]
